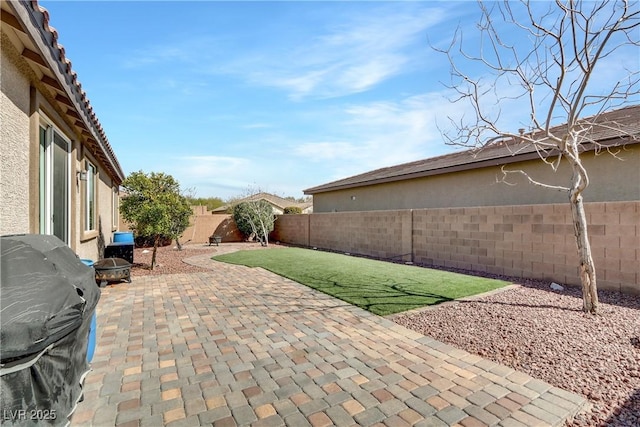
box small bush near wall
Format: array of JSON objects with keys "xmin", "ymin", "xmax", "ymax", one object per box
[{"xmin": 284, "ymin": 206, "xmax": 303, "ymax": 214}]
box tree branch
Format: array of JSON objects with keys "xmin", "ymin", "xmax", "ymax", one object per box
[{"xmin": 497, "ymin": 166, "xmax": 570, "ymax": 192}]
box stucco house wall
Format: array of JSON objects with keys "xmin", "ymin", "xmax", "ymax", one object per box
[
  {"xmin": 1, "ymin": 38, "xmax": 31, "ymax": 234},
  {"xmin": 311, "ymin": 147, "xmax": 640, "ymax": 213},
  {"xmin": 1, "ymin": 2, "xmax": 124, "ymax": 261}
]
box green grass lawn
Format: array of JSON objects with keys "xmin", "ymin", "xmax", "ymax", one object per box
[{"xmin": 213, "ymin": 248, "xmax": 508, "ymax": 316}]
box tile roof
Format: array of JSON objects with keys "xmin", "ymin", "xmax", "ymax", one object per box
[
  {"xmin": 212, "ymin": 192, "xmax": 312, "ymax": 212},
  {"xmin": 2, "ymin": 1, "xmax": 124, "ymax": 182},
  {"xmin": 304, "ymin": 104, "xmax": 640, "ymax": 194}
]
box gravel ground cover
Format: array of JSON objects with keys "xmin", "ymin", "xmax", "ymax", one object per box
[
  {"xmin": 129, "ymin": 242, "xmax": 274, "ymax": 277},
  {"xmin": 394, "ymin": 279, "xmax": 640, "ymax": 427},
  {"xmin": 127, "ymin": 244, "xmax": 639, "ymax": 426},
  {"xmin": 130, "ymin": 244, "xmax": 215, "ymax": 276}
]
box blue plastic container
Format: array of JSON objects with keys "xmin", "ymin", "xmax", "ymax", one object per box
[
  {"xmin": 87, "ymin": 313, "xmax": 97, "ymax": 362},
  {"xmin": 113, "ymin": 231, "xmax": 134, "ymax": 243},
  {"xmin": 78, "ymin": 259, "xmax": 97, "ymax": 362}
]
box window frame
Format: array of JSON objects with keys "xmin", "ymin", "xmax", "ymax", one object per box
[
  {"xmin": 38, "ymin": 116, "xmax": 71, "ymax": 244},
  {"xmin": 112, "ymin": 185, "xmax": 119, "ymax": 231},
  {"xmin": 84, "ymin": 160, "xmax": 97, "ymax": 234}
]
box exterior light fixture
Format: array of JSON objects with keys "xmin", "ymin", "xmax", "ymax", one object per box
[{"xmin": 77, "ymin": 170, "xmax": 88, "ymax": 181}]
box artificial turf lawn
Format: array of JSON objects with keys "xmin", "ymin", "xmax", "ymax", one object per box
[{"xmin": 213, "ymin": 247, "xmax": 508, "ymax": 316}]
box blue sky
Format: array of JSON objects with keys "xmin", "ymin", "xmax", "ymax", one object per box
[{"xmin": 40, "ymin": 1, "xmax": 638, "ymax": 200}]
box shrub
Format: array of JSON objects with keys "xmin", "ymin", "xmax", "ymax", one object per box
[
  {"xmin": 283, "ymin": 206, "xmax": 303, "ymax": 214},
  {"xmin": 232, "ymin": 201, "xmax": 275, "ymax": 245}
]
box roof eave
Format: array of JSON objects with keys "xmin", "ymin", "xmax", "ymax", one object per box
[
  {"xmin": 304, "ymin": 152, "xmax": 538, "ymax": 194},
  {"xmin": 304, "ymin": 135, "xmax": 638, "ymax": 195},
  {"xmin": 10, "ymin": 1, "xmax": 125, "ymax": 183}
]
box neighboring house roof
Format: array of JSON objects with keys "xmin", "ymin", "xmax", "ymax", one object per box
[
  {"xmin": 1, "ymin": 0, "xmax": 124, "ymax": 182},
  {"xmin": 213, "ymin": 192, "xmax": 312, "ymax": 213},
  {"xmin": 304, "ymin": 105, "xmax": 640, "ymax": 195}
]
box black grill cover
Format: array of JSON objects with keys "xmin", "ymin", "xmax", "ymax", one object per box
[{"xmin": 1, "ymin": 234, "xmax": 100, "ymax": 425}]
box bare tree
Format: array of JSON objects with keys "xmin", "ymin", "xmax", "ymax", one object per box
[
  {"xmin": 437, "ymin": 0, "xmax": 639, "ymax": 313},
  {"xmin": 231, "ymin": 187, "xmax": 277, "ymax": 246},
  {"xmin": 246, "ymin": 199, "xmax": 275, "ymax": 246}
]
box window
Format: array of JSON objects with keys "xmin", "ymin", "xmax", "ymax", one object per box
[
  {"xmin": 112, "ymin": 186, "xmax": 119, "ymax": 230},
  {"xmin": 39, "ymin": 122, "xmax": 70, "ymax": 244},
  {"xmin": 85, "ymin": 161, "xmax": 97, "ymax": 231}
]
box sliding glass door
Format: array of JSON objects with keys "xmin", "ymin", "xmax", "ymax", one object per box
[{"xmin": 39, "ymin": 124, "xmax": 70, "ymax": 244}]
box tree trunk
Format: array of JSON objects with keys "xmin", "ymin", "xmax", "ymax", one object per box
[
  {"xmin": 258, "ymin": 219, "xmax": 269, "ymax": 246},
  {"xmin": 150, "ymin": 235, "xmax": 160, "ymax": 270},
  {"xmin": 569, "ymin": 192, "xmax": 598, "ymax": 314}
]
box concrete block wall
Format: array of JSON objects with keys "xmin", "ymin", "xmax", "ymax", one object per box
[
  {"xmin": 411, "ymin": 203, "xmax": 640, "ymax": 292},
  {"xmin": 273, "ymin": 201, "xmax": 639, "ymax": 294},
  {"xmin": 589, "ymin": 202, "xmax": 639, "ymax": 294},
  {"xmin": 271, "ymin": 214, "xmax": 310, "ymax": 246},
  {"xmin": 311, "ymin": 210, "xmax": 412, "ymax": 262},
  {"xmin": 412, "ymin": 205, "xmax": 572, "ymax": 282}
]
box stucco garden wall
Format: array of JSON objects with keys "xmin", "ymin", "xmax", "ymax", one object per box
[
  {"xmin": 179, "ymin": 207, "xmax": 244, "ymax": 244},
  {"xmin": 118, "ymin": 206, "xmax": 244, "ymax": 245},
  {"xmin": 272, "ymin": 201, "xmax": 639, "ymax": 294}
]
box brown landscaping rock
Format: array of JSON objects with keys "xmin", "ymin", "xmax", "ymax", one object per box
[{"xmin": 393, "ymin": 281, "xmax": 640, "ymax": 427}]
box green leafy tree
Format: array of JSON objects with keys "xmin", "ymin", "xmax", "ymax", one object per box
[
  {"xmin": 232, "ymin": 200, "xmax": 275, "ymax": 246},
  {"xmin": 120, "ymin": 171, "xmax": 192, "ymax": 269},
  {"xmin": 284, "ymin": 196, "xmax": 312, "ymax": 203},
  {"xmin": 283, "ymin": 206, "xmax": 303, "ymax": 214},
  {"xmin": 187, "ymin": 196, "xmax": 225, "ymax": 212},
  {"xmin": 232, "ymin": 202, "xmax": 257, "ymax": 237}
]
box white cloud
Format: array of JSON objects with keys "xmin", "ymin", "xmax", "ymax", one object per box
[
  {"xmin": 116, "ymin": 4, "xmax": 449, "ymax": 100},
  {"xmin": 168, "ymin": 155, "xmax": 311, "ymax": 199},
  {"xmin": 168, "ymin": 155, "xmax": 251, "ymax": 197},
  {"xmin": 292, "ymin": 91, "xmax": 473, "ymax": 182},
  {"xmin": 220, "ymin": 4, "xmax": 448, "ymax": 99}
]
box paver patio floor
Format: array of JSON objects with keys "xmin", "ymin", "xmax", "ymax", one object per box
[{"xmin": 71, "ymin": 252, "xmax": 587, "ymax": 426}]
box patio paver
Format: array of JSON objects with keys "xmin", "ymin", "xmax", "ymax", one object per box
[{"xmin": 72, "ymin": 248, "xmax": 588, "ymax": 426}]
